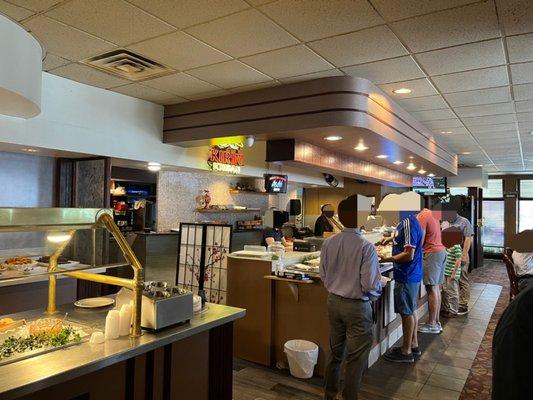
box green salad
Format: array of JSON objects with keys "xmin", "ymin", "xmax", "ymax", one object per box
[{"xmin": 0, "ymin": 326, "xmax": 81, "ymax": 360}]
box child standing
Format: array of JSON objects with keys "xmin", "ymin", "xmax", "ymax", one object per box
[{"xmin": 441, "ymin": 240, "xmax": 463, "ymax": 317}]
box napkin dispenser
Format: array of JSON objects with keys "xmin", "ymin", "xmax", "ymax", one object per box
[{"xmin": 116, "ymin": 283, "xmax": 193, "ymax": 331}]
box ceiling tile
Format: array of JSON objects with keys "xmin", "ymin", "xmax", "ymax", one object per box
[
  {"xmin": 228, "ymin": 80, "xmax": 281, "ymax": 93},
  {"xmin": 128, "ymin": 0, "xmax": 249, "ymax": 28},
  {"xmin": 7, "ymin": 0, "xmax": 59, "ymax": 12},
  {"xmin": 25, "ymin": 16, "xmax": 116, "ymax": 61},
  {"xmin": 0, "ymin": 0, "xmax": 33, "ymax": 21},
  {"xmin": 186, "ymin": 89, "xmax": 231, "ymax": 100},
  {"xmin": 469, "ymin": 123, "xmax": 517, "ymax": 133},
  {"xmin": 111, "ymin": 83, "xmax": 186, "ymax": 104},
  {"xmin": 443, "ymin": 86, "xmax": 512, "ymax": 107},
  {"xmin": 434, "ymin": 127, "xmax": 470, "ymax": 135},
  {"xmin": 463, "ymin": 114, "xmax": 517, "ymax": 127},
  {"xmin": 186, "ymin": 9, "xmax": 298, "ymax": 57},
  {"xmin": 423, "ymin": 118, "xmax": 464, "ymax": 130},
  {"xmin": 341, "ymin": 56, "xmax": 424, "ymax": 85},
  {"xmin": 142, "ymin": 72, "xmax": 221, "ymax": 97},
  {"xmin": 432, "ymin": 66, "xmax": 509, "ymax": 93},
  {"xmin": 454, "ymin": 102, "xmax": 515, "ymax": 117},
  {"xmin": 186, "ymin": 60, "xmax": 272, "ymax": 88},
  {"xmin": 516, "ymin": 100, "xmax": 533, "ymax": 113},
  {"xmin": 507, "ymin": 33, "xmax": 533, "ymax": 63},
  {"xmin": 391, "ymin": 1, "xmax": 499, "ymax": 52},
  {"xmin": 46, "ymin": 0, "xmax": 175, "ymax": 46},
  {"xmin": 278, "ymin": 69, "xmax": 344, "ymax": 83},
  {"xmin": 240, "ymin": 45, "xmax": 333, "ymax": 79},
  {"xmin": 396, "ymin": 95, "xmax": 448, "ymax": 111},
  {"xmin": 308, "ymin": 25, "xmax": 407, "ymax": 67},
  {"xmin": 510, "ymin": 62, "xmax": 533, "ymax": 84},
  {"xmin": 518, "ymin": 121, "xmax": 533, "ymax": 132},
  {"xmin": 128, "ymin": 31, "xmax": 230, "ymax": 71},
  {"xmin": 48, "ymin": 63, "xmax": 130, "ymax": 89},
  {"xmin": 370, "ymin": 0, "xmax": 478, "ymax": 22},
  {"xmin": 518, "ymin": 112, "xmax": 533, "ymax": 122},
  {"xmin": 378, "ymin": 78, "xmax": 437, "ymax": 98},
  {"xmin": 415, "ymin": 39, "xmax": 505, "ymax": 76},
  {"xmin": 260, "ymin": 0, "xmax": 383, "ymax": 41},
  {"xmin": 411, "ymin": 108, "xmax": 456, "ymax": 121},
  {"xmin": 514, "ymin": 83, "xmax": 533, "ymax": 100},
  {"xmin": 42, "ymin": 53, "xmax": 70, "ymax": 71},
  {"xmin": 497, "ymin": 0, "xmax": 533, "ymax": 35}
]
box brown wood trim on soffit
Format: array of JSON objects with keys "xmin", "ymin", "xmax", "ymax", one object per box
[
  {"xmin": 267, "ymin": 139, "xmax": 412, "ymax": 187},
  {"xmin": 163, "ymin": 77, "xmax": 458, "ymax": 176}
]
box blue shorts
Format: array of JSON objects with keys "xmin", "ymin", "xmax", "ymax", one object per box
[{"xmin": 394, "ymin": 281, "xmax": 420, "ymax": 316}]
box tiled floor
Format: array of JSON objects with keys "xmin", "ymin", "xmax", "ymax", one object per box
[{"xmin": 233, "ymin": 282, "xmax": 502, "ymax": 400}]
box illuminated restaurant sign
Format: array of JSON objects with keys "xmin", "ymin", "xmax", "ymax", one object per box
[{"xmin": 208, "ymin": 143, "xmax": 244, "ymax": 174}]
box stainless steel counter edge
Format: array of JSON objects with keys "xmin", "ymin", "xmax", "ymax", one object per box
[{"xmin": 0, "ymin": 303, "xmax": 246, "ymax": 399}]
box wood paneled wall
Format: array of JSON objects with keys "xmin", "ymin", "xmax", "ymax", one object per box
[{"xmin": 303, "ymin": 178, "xmax": 407, "ymax": 226}]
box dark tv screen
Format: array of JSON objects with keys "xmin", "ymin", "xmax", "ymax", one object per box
[
  {"xmin": 412, "ymin": 176, "xmax": 447, "ymax": 195},
  {"xmin": 264, "ymin": 174, "xmax": 288, "ymax": 193}
]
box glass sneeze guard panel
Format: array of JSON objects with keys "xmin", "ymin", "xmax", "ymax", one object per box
[{"xmin": 0, "ymin": 208, "xmax": 129, "ymax": 284}]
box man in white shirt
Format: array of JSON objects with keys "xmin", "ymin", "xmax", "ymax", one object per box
[{"xmin": 512, "ymin": 251, "xmax": 533, "ymax": 291}]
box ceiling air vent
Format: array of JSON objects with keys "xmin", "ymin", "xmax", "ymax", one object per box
[{"xmin": 81, "ymin": 49, "xmax": 174, "ymax": 81}]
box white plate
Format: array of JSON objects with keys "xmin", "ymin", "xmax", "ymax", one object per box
[{"xmin": 74, "ymin": 297, "xmax": 115, "ymax": 309}]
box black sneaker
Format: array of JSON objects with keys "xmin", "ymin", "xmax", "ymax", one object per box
[
  {"xmin": 384, "ymin": 347, "xmax": 415, "ymax": 363},
  {"xmin": 411, "ymin": 347, "xmax": 422, "ymax": 358},
  {"xmin": 457, "ymin": 306, "xmax": 469, "ymax": 315}
]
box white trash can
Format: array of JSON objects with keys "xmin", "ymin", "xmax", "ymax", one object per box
[{"xmin": 284, "ymin": 340, "xmax": 319, "ymax": 379}]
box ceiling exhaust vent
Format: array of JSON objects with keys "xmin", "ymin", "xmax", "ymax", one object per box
[{"xmin": 82, "ymin": 49, "xmax": 174, "ymax": 81}]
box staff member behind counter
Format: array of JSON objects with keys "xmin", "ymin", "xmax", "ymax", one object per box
[
  {"xmin": 262, "ymin": 209, "xmax": 292, "ymax": 249},
  {"xmin": 314, "ymin": 204, "xmax": 335, "ymax": 237}
]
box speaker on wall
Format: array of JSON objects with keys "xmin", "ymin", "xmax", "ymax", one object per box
[{"xmin": 289, "ymin": 199, "xmax": 301, "ymax": 216}]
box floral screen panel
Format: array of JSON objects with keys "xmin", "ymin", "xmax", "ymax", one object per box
[{"xmin": 176, "ymin": 223, "xmax": 231, "ymax": 304}]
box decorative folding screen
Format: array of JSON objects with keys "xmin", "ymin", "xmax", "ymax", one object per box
[{"xmin": 176, "ymin": 223, "xmax": 232, "ymax": 304}]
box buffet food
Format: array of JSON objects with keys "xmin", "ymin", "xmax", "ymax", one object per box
[
  {"xmin": 0, "ymin": 317, "xmax": 89, "ymax": 364},
  {"xmin": 37, "ymin": 256, "xmax": 70, "ymax": 265},
  {"xmin": 1, "ymin": 256, "xmax": 36, "ymax": 270},
  {"xmin": 376, "ymin": 244, "xmax": 393, "ymax": 259}
]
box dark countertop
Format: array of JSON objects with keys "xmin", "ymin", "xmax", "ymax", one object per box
[{"xmin": 0, "ymin": 302, "xmax": 245, "ymax": 399}]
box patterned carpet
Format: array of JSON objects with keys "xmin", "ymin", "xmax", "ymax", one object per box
[{"xmin": 459, "ymin": 259, "xmax": 510, "ymax": 400}]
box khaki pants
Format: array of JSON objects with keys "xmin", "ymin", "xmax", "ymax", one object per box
[
  {"xmin": 324, "ymin": 293, "xmax": 373, "ymax": 400},
  {"xmin": 442, "ymin": 276, "xmax": 459, "ymax": 315},
  {"xmin": 459, "ymin": 261, "xmax": 470, "ymax": 309}
]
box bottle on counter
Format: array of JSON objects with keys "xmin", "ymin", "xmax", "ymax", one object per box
[{"xmin": 268, "ymin": 241, "xmax": 285, "ymax": 276}]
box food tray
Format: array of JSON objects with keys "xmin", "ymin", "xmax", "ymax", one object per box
[{"xmin": 0, "ymin": 318, "xmax": 92, "ymax": 366}]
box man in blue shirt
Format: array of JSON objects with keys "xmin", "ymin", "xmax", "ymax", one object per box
[
  {"xmin": 320, "ymin": 196, "xmax": 382, "ymax": 400},
  {"xmin": 380, "ymin": 214, "xmax": 423, "ymax": 363}
]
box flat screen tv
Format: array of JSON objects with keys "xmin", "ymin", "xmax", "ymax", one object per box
[
  {"xmin": 412, "ymin": 176, "xmax": 447, "ymax": 195},
  {"xmin": 264, "ymin": 174, "xmax": 288, "ymax": 193}
]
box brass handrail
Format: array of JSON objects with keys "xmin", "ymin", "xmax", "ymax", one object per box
[{"xmin": 46, "ymin": 212, "xmax": 144, "ymax": 337}]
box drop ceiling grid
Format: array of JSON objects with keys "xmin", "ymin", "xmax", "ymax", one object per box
[{"xmin": 2, "ymin": 0, "xmax": 532, "ymax": 172}]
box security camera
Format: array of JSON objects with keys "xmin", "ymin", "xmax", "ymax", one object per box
[
  {"xmin": 245, "ymin": 135, "xmax": 255, "ymax": 147},
  {"xmin": 323, "ymin": 173, "xmax": 339, "ymax": 187}
]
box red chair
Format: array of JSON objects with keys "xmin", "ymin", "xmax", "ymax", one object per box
[{"xmin": 502, "ymin": 247, "xmax": 520, "ymax": 302}]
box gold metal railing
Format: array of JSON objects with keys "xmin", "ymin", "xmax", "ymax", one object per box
[{"xmin": 45, "ymin": 212, "xmax": 144, "ymax": 337}]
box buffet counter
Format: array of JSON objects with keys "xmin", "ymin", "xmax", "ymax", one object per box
[
  {"xmin": 0, "ymin": 302, "xmax": 245, "ymax": 400},
  {"xmin": 227, "ymin": 250, "xmax": 427, "ymax": 376}
]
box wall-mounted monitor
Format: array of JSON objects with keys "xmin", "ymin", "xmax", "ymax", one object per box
[
  {"xmin": 264, "ymin": 174, "xmax": 288, "ymax": 193},
  {"xmin": 412, "ymin": 176, "xmax": 447, "ymax": 195}
]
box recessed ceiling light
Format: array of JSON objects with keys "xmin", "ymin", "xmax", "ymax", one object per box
[
  {"xmin": 440, "ymin": 131, "xmax": 452, "ymax": 134},
  {"xmin": 354, "ymin": 143, "xmax": 369, "ymax": 151},
  {"xmin": 21, "ymin": 148, "xmax": 39, "ymax": 153},
  {"xmin": 393, "ymin": 88, "xmax": 412, "ymax": 94},
  {"xmin": 407, "ymin": 163, "xmax": 416, "ymax": 171},
  {"xmin": 393, "ymin": 160, "xmax": 404, "ymax": 165},
  {"xmin": 418, "ymin": 168, "xmax": 426, "ymax": 174},
  {"xmin": 476, "ymin": 164, "xmax": 483, "ymax": 167},
  {"xmin": 377, "ymin": 154, "xmax": 388, "ymax": 159},
  {"xmin": 324, "ymin": 135, "xmax": 343, "ymax": 141},
  {"xmin": 462, "ymin": 152, "xmax": 472, "ymax": 155},
  {"xmin": 147, "ymin": 162, "xmax": 161, "ymax": 172},
  {"xmin": 428, "ymin": 173, "xmax": 435, "ymax": 177}
]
